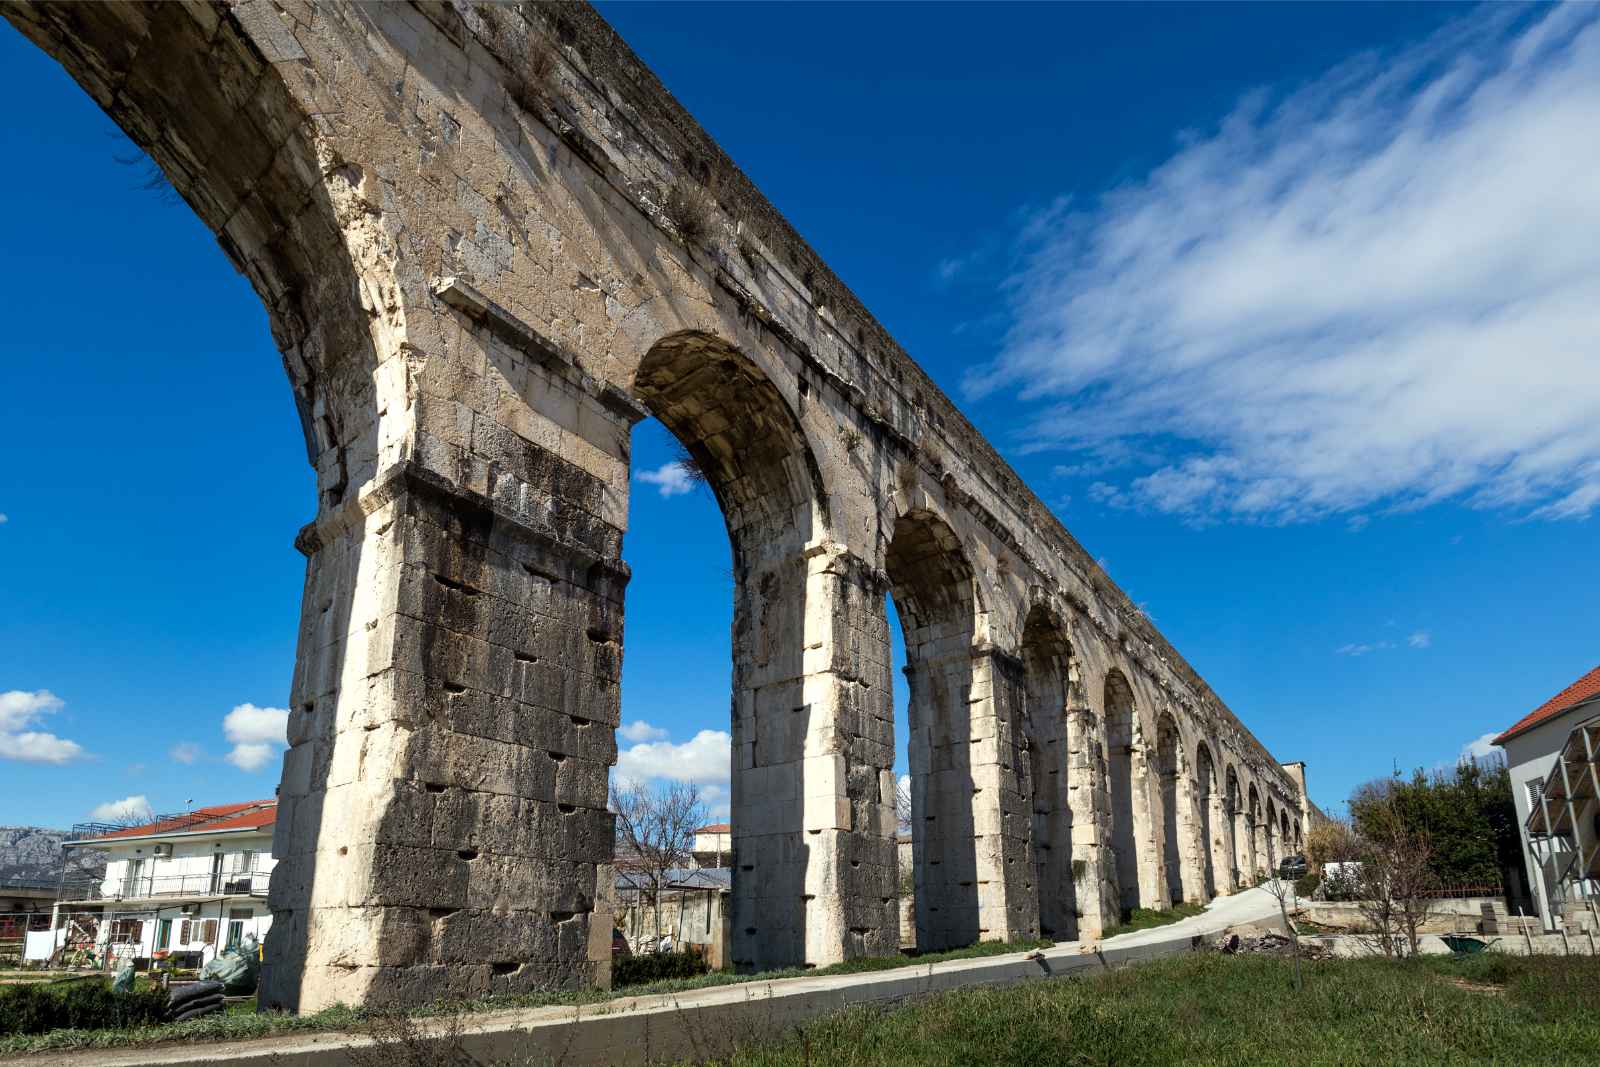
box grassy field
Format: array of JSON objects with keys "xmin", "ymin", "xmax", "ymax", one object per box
[
  {"xmin": 0, "ymin": 938, "xmax": 1051, "ymax": 1055},
  {"xmin": 704, "ymin": 952, "xmax": 1600, "ymax": 1066}
]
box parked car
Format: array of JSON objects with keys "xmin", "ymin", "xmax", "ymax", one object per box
[
  {"xmin": 612, "ymin": 928, "xmax": 631, "ymax": 958},
  {"xmin": 1278, "ymin": 854, "xmax": 1309, "ymax": 880}
]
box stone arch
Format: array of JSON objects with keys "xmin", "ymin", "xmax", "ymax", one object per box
[
  {"xmin": 1265, "ymin": 800, "xmax": 1279, "ymax": 872},
  {"xmin": 632, "ymin": 330, "xmax": 828, "ymax": 568},
  {"xmin": 1103, "ymin": 668, "xmax": 1153, "ymax": 913},
  {"xmin": 632, "ymin": 331, "xmax": 898, "ymax": 971},
  {"xmin": 2, "ymin": 3, "xmax": 441, "ymax": 1013},
  {"xmin": 1225, "ymin": 766, "xmax": 1245, "ymax": 888},
  {"xmin": 1281, "ymin": 809, "xmax": 1293, "ymax": 853},
  {"xmin": 1194, "ymin": 741, "xmax": 1220, "ymax": 899},
  {"xmin": 1155, "ymin": 712, "xmax": 1185, "ymax": 904},
  {"xmin": 886, "ymin": 509, "xmax": 986, "ymax": 951},
  {"xmin": 1020, "ymin": 604, "xmax": 1077, "ymax": 940},
  {"xmin": 1247, "ymin": 783, "xmax": 1264, "ymax": 880}
]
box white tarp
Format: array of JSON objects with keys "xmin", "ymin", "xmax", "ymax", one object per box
[{"xmin": 23, "ymin": 928, "xmax": 62, "ymax": 961}]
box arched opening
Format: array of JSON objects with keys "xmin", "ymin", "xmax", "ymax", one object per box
[
  {"xmin": 1155, "ymin": 713, "xmax": 1184, "ymax": 904},
  {"xmin": 1247, "ymin": 784, "xmax": 1264, "ymax": 881},
  {"xmin": 630, "ymin": 331, "xmax": 895, "ymax": 972},
  {"xmin": 1103, "ymin": 669, "xmax": 1148, "ymax": 914},
  {"xmin": 1225, "ymin": 767, "xmax": 1245, "ymax": 888},
  {"xmin": 1020, "ymin": 606, "xmax": 1077, "ymax": 940},
  {"xmin": 1194, "ymin": 742, "xmax": 1218, "ymax": 899},
  {"xmin": 886, "ymin": 509, "xmax": 979, "ymax": 951},
  {"xmin": 1265, "ymin": 800, "xmax": 1279, "ymax": 872},
  {"xmin": 1281, "ymin": 809, "xmax": 1293, "ymax": 856}
]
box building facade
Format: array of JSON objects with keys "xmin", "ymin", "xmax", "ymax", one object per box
[
  {"xmin": 1495, "ymin": 667, "xmax": 1600, "ymax": 930},
  {"xmin": 40, "ymin": 801, "xmax": 278, "ymax": 969}
]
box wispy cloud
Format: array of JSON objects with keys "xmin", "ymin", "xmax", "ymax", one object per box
[
  {"xmin": 0, "ymin": 513, "xmax": 8, "ymax": 524},
  {"xmin": 636, "ymin": 462, "xmax": 695, "ymax": 498},
  {"xmin": 971, "ymin": 6, "xmax": 1600, "ymax": 524},
  {"xmin": 222, "ymin": 703, "xmax": 288, "ymax": 772},
  {"xmin": 1336, "ymin": 641, "xmax": 1395, "ymax": 657},
  {"xmin": 169, "ymin": 742, "xmax": 203, "ymax": 765},
  {"xmin": 1337, "ymin": 628, "xmax": 1433, "ymax": 656},
  {"xmin": 0, "ymin": 689, "xmax": 85, "ymax": 764}
]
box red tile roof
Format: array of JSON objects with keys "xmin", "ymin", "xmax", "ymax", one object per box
[
  {"xmin": 695, "ymin": 823, "xmax": 730, "ymax": 834},
  {"xmin": 1495, "ymin": 666, "xmax": 1600, "ymax": 746},
  {"xmin": 89, "ymin": 800, "xmax": 276, "ymax": 841}
]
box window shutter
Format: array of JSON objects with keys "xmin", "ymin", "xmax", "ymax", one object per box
[
  {"xmin": 1527, "ymin": 778, "xmax": 1543, "ymax": 807},
  {"xmin": 203, "ymin": 919, "xmax": 218, "ymax": 944}
]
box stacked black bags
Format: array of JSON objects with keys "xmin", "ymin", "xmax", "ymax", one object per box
[{"xmin": 166, "ymin": 980, "xmax": 226, "ymax": 1023}]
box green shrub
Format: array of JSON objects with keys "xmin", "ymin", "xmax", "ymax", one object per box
[
  {"xmin": 1294, "ymin": 873, "xmax": 1319, "ymax": 898},
  {"xmin": 0, "ymin": 980, "xmax": 169, "ymax": 1036},
  {"xmin": 613, "ymin": 951, "xmax": 709, "ymax": 986}
]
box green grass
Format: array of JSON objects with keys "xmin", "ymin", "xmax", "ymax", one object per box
[
  {"xmin": 1100, "ymin": 901, "xmax": 1207, "ymax": 938},
  {"xmin": 698, "ymin": 952, "xmax": 1600, "ymax": 1066},
  {"xmin": 0, "ymin": 938, "xmax": 1051, "ymax": 1055}
]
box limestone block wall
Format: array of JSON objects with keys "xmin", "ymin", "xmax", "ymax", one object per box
[{"xmin": 6, "ymin": 0, "xmax": 1312, "ymax": 1009}]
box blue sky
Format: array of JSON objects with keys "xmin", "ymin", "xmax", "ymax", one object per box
[{"xmin": 2, "ymin": 3, "xmax": 1597, "ymax": 829}]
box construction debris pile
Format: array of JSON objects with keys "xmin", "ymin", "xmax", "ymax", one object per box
[{"xmin": 1217, "ymin": 932, "xmax": 1334, "ymax": 960}]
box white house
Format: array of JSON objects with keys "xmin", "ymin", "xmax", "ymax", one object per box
[
  {"xmin": 690, "ymin": 823, "xmax": 731, "ymax": 869},
  {"xmin": 38, "ymin": 800, "xmax": 277, "ymax": 969},
  {"xmin": 1494, "ymin": 666, "xmax": 1600, "ymax": 930}
]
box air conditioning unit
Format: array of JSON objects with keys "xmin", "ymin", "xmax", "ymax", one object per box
[
  {"xmin": 152, "ymin": 844, "xmax": 173, "ymax": 858},
  {"xmin": 181, "ymin": 903, "xmax": 200, "ymax": 915}
]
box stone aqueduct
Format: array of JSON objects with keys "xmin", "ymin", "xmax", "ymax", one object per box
[{"xmin": 9, "ymin": 1, "xmax": 1311, "ymax": 1011}]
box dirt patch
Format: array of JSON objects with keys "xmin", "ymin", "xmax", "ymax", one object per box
[{"xmin": 1440, "ymin": 976, "xmax": 1505, "ymax": 996}]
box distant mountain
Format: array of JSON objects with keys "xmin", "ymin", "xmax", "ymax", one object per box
[{"xmin": 0, "ymin": 826, "xmax": 105, "ymax": 887}]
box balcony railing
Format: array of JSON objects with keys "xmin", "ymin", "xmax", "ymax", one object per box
[{"xmin": 58, "ymin": 867, "xmax": 271, "ymax": 903}]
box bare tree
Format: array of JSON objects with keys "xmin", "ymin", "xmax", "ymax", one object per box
[
  {"xmin": 894, "ymin": 775, "xmax": 912, "ymax": 838},
  {"xmin": 610, "ymin": 780, "xmax": 708, "ymax": 953},
  {"xmin": 1351, "ymin": 796, "xmax": 1435, "ymax": 958},
  {"xmin": 1260, "ymin": 876, "xmax": 1305, "ymax": 990}
]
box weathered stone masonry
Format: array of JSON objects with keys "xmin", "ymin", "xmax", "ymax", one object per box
[{"xmin": 6, "ymin": 0, "xmax": 1310, "ymax": 1010}]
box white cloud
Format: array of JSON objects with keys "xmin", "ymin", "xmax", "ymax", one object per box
[
  {"xmin": 615, "ymin": 729, "xmax": 731, "ymax": 789},
  {"xmin": 169, "ymin": 742, "xmax": 202, "ymax": 765},
  {"xmin": 90, "ymin": 795, "xmax": 153, "ymax": 824},
  {"xmin": 1460, "ymin": 732, "xmax": 1500, "ymax": 763},
  {"xmin": 972, "ymin": 5, "xmax": 1600, "ymax": 524},
  {"xmin": 0, "ymin": 689, "xmax": 84, "ymax": 764},
  {"xmin": 636, "ymin": 462, "xmax": 695, "ymax": 498},
  {"xmin": 618, "ymin": 720, "xmax": 670, "ymax": 744},
  {"xmin": 1408, "ymin": 630, "xmax": 1433, "ymax": 649},
  {"xmin": 222, "ymin": 703, "xmax": 288, "ymax": 772},
  {"xmin": 0, "ymin": 513, "xmax": 8, "ymax": 524},
  {"xmin": 699, "ymin": 782, "xmax": 730, "ymax": 820},
  {"xmin": 226, "ymin": 743, "xmax": 278, "ymax": 772}
]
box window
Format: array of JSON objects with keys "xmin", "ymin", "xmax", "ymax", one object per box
[
  {"xmin": 1527, "ymin": 778, "xmax": 1544, "ymax": 808},
  {"xmin": 156, "ymin": 919, "xmax": 172, "ymax": 950},
  {"xmin": 226, "ymin": 908, "xmax": 252, "ymax": 949},
  {"xmin": 179, "ymin": 920, "xmax": 191, "ymax": 944},
  {"xmin": 202, "ymin": 919, "xmax": 218, "ymax": 945}
]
